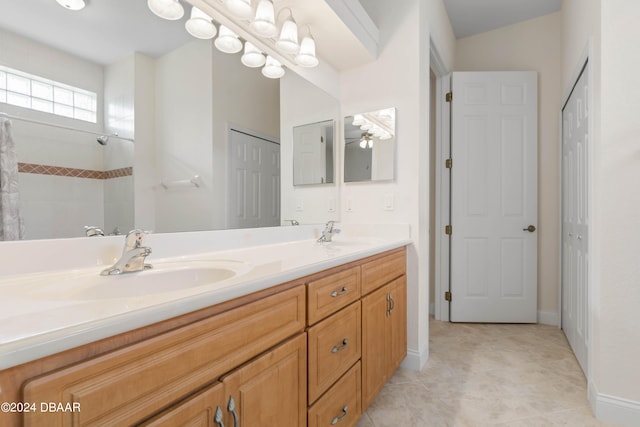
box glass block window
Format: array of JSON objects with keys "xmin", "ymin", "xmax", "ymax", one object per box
[{"xmin": 0, "ymin": 65, "xmax": 97, "ymax": 123}]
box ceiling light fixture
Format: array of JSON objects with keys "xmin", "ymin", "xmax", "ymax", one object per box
[
  {"xmin": 276, "ymin": 9, "xmax": 300, "ymax": 54},
  {"xmin": 250, "ymin": 0, "xmax": 278, "ymax": 38},
  {"xmin": 147, "ymin": 0, "xmax": 184, "ymax": 20},
  {"xmin": 241, "ymin": 42, "xmax": 266, "ymax": 68},
  {"xmin": 185, "ymin": 7, "xmax": 217, "ymax": 39},
  {"xmin": 262, "ymin": 55, "xmax": 285, "ymax": 79},
  {"xmin": 215, "ymin": 25, "xmax": 243, "ymax": 54},
  {"xmin": 223, "ymin": 0, "xmax": 253, "ymax": 20},
  {"xmin": 55, "ymin": 0, "xmax": 85, "ymax": 11},
  {"xmin": 359, "ymin": 133, "xmax": 374, "ymax": 149}
]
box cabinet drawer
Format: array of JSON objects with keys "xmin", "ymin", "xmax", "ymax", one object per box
[
  {"xmin": 138, "ymin": 382, "xmax": 224, "ymax": 427},
  {"xmin": 307, "ymin": 302, "xmax": 361, "ymax": 404},
  {"xmin": 361, "ymin": 248, "xmax": 406, "ymax": 295},
  {"xmin": 23, "ymin": 286, "xmax": 305, "ymax": 427},
  {"xmin": 308, "ymin": 362, "xmax": 361, "ymax": 427},
  {"xmin": 307, "ymin": 266, "xmax": 361, "ymax": 325}
]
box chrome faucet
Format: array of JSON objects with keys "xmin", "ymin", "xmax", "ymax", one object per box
[
  {"xmin": 285, "ymin": 219, "xmax": 300, "ymax": 226},
  {"xmin": 101, "ymin": 229, "xmax": 153, "ymax": 276},
  {"xmin": 318, "ymin": 221, "xmax": 341, "ymax": 243},
  {"xmin": 84, "ymin": 226, "xmax": 104, "ymax": 237}
]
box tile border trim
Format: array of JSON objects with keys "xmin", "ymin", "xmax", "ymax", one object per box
[{"xmin": 18, "ymin": 163, "xmax": 132, "ymax": 180}]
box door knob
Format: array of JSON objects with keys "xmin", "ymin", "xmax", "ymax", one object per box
[{"xmin": 523, "ymin": 225, "xmax": 536, "ymax": 232}]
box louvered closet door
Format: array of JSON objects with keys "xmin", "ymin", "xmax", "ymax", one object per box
[{"xmin": 562, "ymin": 65, "xmax": 589, "ymax": 375}]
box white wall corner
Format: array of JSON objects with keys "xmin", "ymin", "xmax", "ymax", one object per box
[
  {"xmin": 589, "ymin": 381, "xmax": 640, "ymax": 427},
  {"xmin": 537, "ymin": 310, "xmax": 560, "ymax": 326},
  {"xmin": 401, "ymin": 343, "xmax": 429, "ymax": 372}
]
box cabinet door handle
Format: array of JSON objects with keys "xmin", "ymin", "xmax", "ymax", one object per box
[
  {"xmin": 331, "ymin": 338, "xmax": 348, "ymax": 353},
  {"xmin": 386, "ymin": 293, "xmax": 391, "ymax": 317},
  {"xmin": 331, "ymin": 287, "xmax": 348, "ymax": 297},
  {"xmin": 331, "ymin": 405, "xmax": 348, "ymax": 424},
  {"xmin": 389, "ymin": 294, "xmax": 395, "ymax": 313},
  {"xmin": 227, "ymin": 396, "xmax": 239, "ymax": 427},
  {"xmin": 214, "ymin": 406, "xmax": 225, "ymax": 427}
]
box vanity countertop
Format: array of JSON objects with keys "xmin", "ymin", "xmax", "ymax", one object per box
[{"xmin": 0, "ymin": 229, "xmax": 411, "ymax": 370}]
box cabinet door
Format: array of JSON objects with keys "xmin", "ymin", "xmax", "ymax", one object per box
[
  {"xmin": 388, "ymin": 276, "xmax": 407, "ymax": 372},
  {"xmin": 361, "ymin": 285, "xmax": 389, "ymax": 410},
  {"xmin": 222, "ymin": 333, "xmax": 307, "ymax": 427},
  {"xmin": 139, "ymin": 382, "xmax": 225, "ymax": 427}
]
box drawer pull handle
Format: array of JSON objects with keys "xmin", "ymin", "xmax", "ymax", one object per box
[
  {"xmin": 331, "ymin": 287, "xmax": 348, "ymax": 297},
  {"xmin": 214, "ymin": 406, "xmax": 225, "ymax": 427},
  {"xmin": 228, "ymin": 396, "xmax": 239, "ymax": 427},
  {"xmin": 331, "ymin": 406, "xmax": 348, "ymax": 424},
  {"xmin": 331, "ymin": 338, "xmax": 348, "ymax": 353}
]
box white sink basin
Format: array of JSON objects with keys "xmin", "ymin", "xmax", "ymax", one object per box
[{"xmin": 31, "ymin": 259, "xmax": 252, "ymax": 300}]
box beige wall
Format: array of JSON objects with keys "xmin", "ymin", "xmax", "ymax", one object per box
[
  {"xmin": 595, "ymin": 0, "xmax": 640, "ymax": 408},
  {"xmin": 454, "ymin": 12, "xmax": 563, "ymax": 320}
]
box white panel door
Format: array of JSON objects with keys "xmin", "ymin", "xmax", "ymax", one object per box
[
  {"xmin": 562, "ymin": 65, "xmax": 589, "ymax": 374},
  {"xmin": 228, "ymin": 129, "xmax": 280, "ymax": 229},
  {"xmin": 450, "ymin": 72, "xmax": 538, "ymax": 323},
  {"xmin": 293, "ymin": 124, "xmax": 326, "ymax": 184}
]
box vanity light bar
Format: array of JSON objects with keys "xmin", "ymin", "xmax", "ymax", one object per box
[{"xmin": 147, "ymin": 0, "xmax": 319, "ymax": 79}]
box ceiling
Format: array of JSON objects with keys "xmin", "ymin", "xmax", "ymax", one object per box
[
  {"xmin": 0, "ymin": 0, "xmax": 371, "ymax": 71},
  {"xmin": 443, "ymin": 0, "xmax": 563, "ymax": 39}
]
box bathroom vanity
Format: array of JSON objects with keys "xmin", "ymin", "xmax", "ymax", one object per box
[{"xmin": 0, "ymin": 228, "xmax": 408, "ymax": 427}]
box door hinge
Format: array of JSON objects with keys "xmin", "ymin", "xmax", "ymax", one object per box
[
  {"xmin": 445, "ymin": 158, "xmax": 452, "ymax": 169},
  {"xmin": 445, "ymin": 291, "xmax": 452, "ymax": 302},
  {"xmin": 446, "ymin": 92, "xmax": 453, "ymax": 102},
  {"xmin": 445, "ymin": 225, "xmax": 452, "ymax": 235}
]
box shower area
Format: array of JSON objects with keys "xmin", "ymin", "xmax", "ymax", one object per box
[{"xmin": 1, "ymin": 114, "xmax": 134, "ymax": 240}]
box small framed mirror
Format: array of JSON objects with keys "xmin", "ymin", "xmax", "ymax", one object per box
[
  {"xmin": 344, "ymin": 108, "xmax": 395, "ymax": 182},
  {"xmin": 293, "ymin": 119, "xmax": 335, "ymax": 185}
]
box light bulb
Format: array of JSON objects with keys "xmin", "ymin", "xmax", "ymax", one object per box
[
  {"xmin": 56, "ymin": 0, "xmax": 85, "ymax": 11},
  {"xmin": 147, "ymin": 0, "xmax": 184, "ymax": 20},
  {"xmin": 241, "ymin": 42, "xmax": 266, "ymax": 68},
  {"xmin": 295, "ymin": 35, "xmax": 319, "ymax": 67},
  {"xmin": 250, "ymin": 0, "xmax": 278, "ymax": 37},
  {"xmin": 276, "ymin": 14, "xmax": 299, "ymax": 54},
  {"xmin": 215, "ymin": 25, "xmax": 243, "ymax": 54},
  {"xmin": 185, "ymin": 7, "xmax": 217, "ymax": 39},
  {"xmin": 224, "ymin": 0, "xmax": 253, "ymax": 19},
  {"xmin": 262, "ymin": 55, "xmax": 285, "ymax": 79}
]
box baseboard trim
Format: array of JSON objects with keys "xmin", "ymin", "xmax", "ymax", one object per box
[
  {"xmin": 401, "ymin": 345, "xmax": 428, "ymax": 371},
  {"xmin": 537, "ymin": 310, "xmax": 559, "ymax": 326},
  {"xmin": 589, "ymin": 381, "xmax": 640, "ymax": 426}
]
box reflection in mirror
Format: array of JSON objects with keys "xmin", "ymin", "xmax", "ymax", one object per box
[
  {"xmin": 0, "ymin": 0, "xmax": 327, "ymax": 240},
  {"xmin": 344, "ymin": 108, "xmax": 396, "ymax": 182},
  {"xmin": 292, "ymin": 120, "xmax": 334, "ymax": 186}
]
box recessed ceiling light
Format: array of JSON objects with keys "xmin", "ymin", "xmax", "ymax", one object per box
[{"xmin": 56, "ymin": 0, "xmax": 85, "ymax": 11}]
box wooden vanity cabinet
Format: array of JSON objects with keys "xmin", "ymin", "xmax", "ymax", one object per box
[
  {"xmin": 305, "ymin": 247, "xmax": 407, "ymax": 423},
  {"xmin": 12, "ymin": 246, "xmax": 407, "ymax": 427},
  {"xmin": 22, "ymin": 285, "xmax": 306, "ymax": 427},
  {"xmin": 361, "ymin": 274, "xmax": 407, "ymax": 410},
  {"xmin": 144, "ymin": 333, "xmax": 307, "ymax": 427}
]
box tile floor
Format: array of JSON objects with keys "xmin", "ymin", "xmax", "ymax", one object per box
[{"xmin": 355, "ymin": 320, "xmax": 616, "ymax": 427}]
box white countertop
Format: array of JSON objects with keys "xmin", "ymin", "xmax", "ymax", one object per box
[{"xmin": 0, "ymin": 226, "xmax": 411, "ymax": 370}]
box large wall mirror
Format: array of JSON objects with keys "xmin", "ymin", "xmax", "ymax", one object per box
[
  {"xmin": 0, "ymin": 0, "xmax": 339, "ymax": 241},
  {"xmin": 344, "ymin": 108, "xmax": 396, "ymax": 182}
]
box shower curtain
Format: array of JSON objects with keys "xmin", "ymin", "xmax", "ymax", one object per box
[{"xmin": 0, "ymin": 117, "xmax": 24, "ymax": 240}]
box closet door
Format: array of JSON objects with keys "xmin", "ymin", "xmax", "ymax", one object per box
[{"xmin": 561, "ymin": 65, "xmax": 589, "ymax": 375}]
